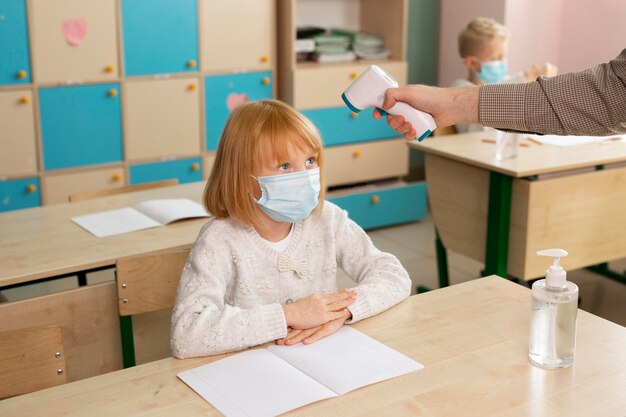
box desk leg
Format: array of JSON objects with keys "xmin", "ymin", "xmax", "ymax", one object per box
[
  {"xmin": 484, "ymin": 172, "xmax": 513, "ymax": 278},
  {"xmin": 418, "ymin": 229, "xmax": 450, "ymax": 293},
  {"xmin": 119, "ymin": 315, "xmax": 136, "ymax": 368}
]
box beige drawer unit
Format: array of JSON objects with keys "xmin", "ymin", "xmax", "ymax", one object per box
[
  {"xmin": 122, "ymin": 77, "xmax": 202, "ymax": 161},
  {"xmin": 324, "ymin": 139, "xmax": 408, "ymax": 187},
  {"xmin": 42, "ymin": 167, "xmax": 125, "ymax": 204},
  {"xmin": 203, "ymin": 152, "xmax": 217, "ymax": 180},
  {"xmin": 199, "ymin": 0, "xmax": 274, "ymax": 73},
  {"xmin": 29, "ymin": 0, "xmax": 119, "ymax": 84},
  {"xmin": 292, "ymin": 61, "xmax": 407, "ymax": 110},
  {"xmin": 0, "ymin": 90, "xmax": 38, "ymax": 177}
]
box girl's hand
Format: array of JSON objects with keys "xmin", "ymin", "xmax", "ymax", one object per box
[
  {"xmin": 276, "ymin": 309, "xmax": 351, "ymax": 346},
  {"xmin": 282, "ymin": 289, "xmax": 356, "ymax": 330}
]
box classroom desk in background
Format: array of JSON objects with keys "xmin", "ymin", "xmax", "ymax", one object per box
[
  {"xmin": 1, "ymin": 276, "xmax": 625, "ymax": 416},
  {"xmin": 408, "ymin": 132, "xmax": 626, "ymax": 284},
  {"xmin": 0, "ymin": 181, "xmax": 207, "ymax": 381}
]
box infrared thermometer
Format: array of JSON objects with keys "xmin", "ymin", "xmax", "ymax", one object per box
[{"xmin": 341, "ymin": 65, "xmax": 436, "ymax": 141}]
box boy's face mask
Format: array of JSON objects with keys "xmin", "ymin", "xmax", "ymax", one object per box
[
  {"xmin": 253, "ymin": 168, "xmax": 320, "ymax": 223},
  {"xmin": 477, "ymin": 59, "xmax": 508, "ymax": 83}
]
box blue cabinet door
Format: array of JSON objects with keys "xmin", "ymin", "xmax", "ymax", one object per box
[
  {"xmin": 329, "ymin": 182, "xmax": 427, "ymax": 230},
  {"xmin": 0, "ymin": 177, "xmax": 40, "ymax": 212},
  {"xmin": 204, "ymin": 71, "xmax": 273, "ymax": 150},
  {"xmin": 121, "ymin": 0, "xmax": 198, "ymax": 76},
  {"xmin": 129, "ymin": 157, "xmax": 202, "ymax": 185},
  {"xmin": 302, "ymin": 106, "xmax": 401, "ymax": 147},
  {"xmin": 0, "ymin": 0, "xmax": 31, "ymax": 85},
  {"xmin": 39, "ymin": 83, "xmax": 123, "ymax": 170}
]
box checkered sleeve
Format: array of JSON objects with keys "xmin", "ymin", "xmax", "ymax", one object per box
[{"xmin": 479, "ymin": 48, "xmax": 626, "ymax": 136}]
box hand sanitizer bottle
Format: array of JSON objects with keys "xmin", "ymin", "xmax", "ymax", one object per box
[{"xmin": 529, "ymin": 249, "xmax": 578, "ymax": 369}]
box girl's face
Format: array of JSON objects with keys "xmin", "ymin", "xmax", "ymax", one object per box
[{"xmin": 250, "ymin": 141, "xmax": 319, "ymax": 199}]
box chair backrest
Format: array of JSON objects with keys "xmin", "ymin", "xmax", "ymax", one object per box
[
  {"xmin": 116, "ymin": 249, "xmax": 190, "ymax": 316},
  {"xmin": 0, "ymin": 325, "xmax": 67, "ymax": 399},
  {"xmin": 433, "ymin": 125, "xmax": 457, "ymax": 136},
  {"xmin": 68, "ymin": 179, "xmax": 179, "ymax": 202}
]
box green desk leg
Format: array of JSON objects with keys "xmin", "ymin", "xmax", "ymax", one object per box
[
  {"xmin": 119, "ymin": 315, "xmax": 136, "ymax": 368},
  {"xmin": 483, "ymin": 171, "xmax": 513, "ymax": 278},
  {"xmin": 418, "ymin": 229, "xmax": 450, "ymax": 293}
]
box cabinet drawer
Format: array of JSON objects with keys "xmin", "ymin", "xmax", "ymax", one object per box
[
  {"xmin": 293, "ymin": 61, "xmax": 407, "ymax": 110},
  {"xmin": 203, "ymin": 152, "xmax": 216, "ymax": 179},
  {"xmin": 0, "ymin": 90, "xmax": 37, "ymax": 177},
  {"xmin": 123, "ymin": 77, "xmax": 201, "ymax": 161},
  {"xmin": 303, "ymin": 106, "xmax": 400, "ymax": 146},
  {"xmin": 0, "ymin": 177, "xmax": 40, "ymax": 212},
  {"xmin": 204, "ymin": 71, "xmax": 273, "ymax": 150},
  {"xmin": 30, "ymin": 0, "xmax": 119, "ymax": 83},
  {"xmin": 0, "ymin": 0, "xmax": 31, "ymax": 85},
  {"xmin": 39, "ymin": 83, "xmax": 123, "ymax": 170},
  {"xmin": 42, "ymin": 167, "xmax": 125, "ymax": 205},
  {"xmin": 130, "ymin": 157, "xmax": 202, "ymax": 185},
  {"xmin": 329, "ymin": 182, "xmax": 427, "ymax": 230},
  {"xmin": 324, "ymin": 140, "xmax": 408, "ymax": 187},
  {"xmin": 121, "ymin": 0, "xmax": 198, "ymax": 76}
]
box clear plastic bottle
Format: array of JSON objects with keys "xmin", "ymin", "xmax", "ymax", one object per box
[{"xmin": 529, "ymin": 249, "xmax": 578, "ymax": 369}]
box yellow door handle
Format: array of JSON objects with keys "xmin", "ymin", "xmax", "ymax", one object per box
[
  {"xmin": 105, "ymin": 65, "xmax": 115, "ymax": 73},
  {"xmin": 112, "ymin": 173, "xmax": 122, "ymax": 182},
  {"xmin": 350, "ymin": 71, "xmax": 358, "ymax": 79},
  {"xmin": 261, "ymin": 55, "xmax": 269, "ymax": 63},
  {"xmin": 108, "ymin": 88, "xmax": 118, "ymax": 97},
  {"xmin": 352, "ymin": 150, "xmax": 361, "ymax": 158},
  {"xmin": 17, "ymin": 70, "xmax": 27, "ymax": 79},
  {"xmin": 350, "ymin": 112, "xmax": 359, "ymax": 118},
  {"xmin": 187, "ymin": 59, "xmax": 197, "ymax": 68},
  {"xmin": 191, "ymin": 163, "xmax": 200, "ymax": 171},
  {"xmin": 26, "ymin": 184, "xmax": 37, "ymax": 193},
  {"xmin": 20, "ymin": 96, "xmax": 30, "ymax": 104},
  {"xmin": 371, "ymin": 195, "xmax": 380, "ymax": 204},
  {"xmin": 187, "ymin": 83, "xmax": 197, "ymax": 91},
  {"xmin": 261, "ymin": 77, "xmax": 271, "ymax": 85}
]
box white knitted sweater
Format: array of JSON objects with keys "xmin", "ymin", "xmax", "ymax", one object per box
[{"xmin": 170, "ymin": 201, "xmax": 411, "ymax": 358}]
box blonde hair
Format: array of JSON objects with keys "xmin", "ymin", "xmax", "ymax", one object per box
[
  {"xmin": 203, "ymin": 99, "xmax": 325, "ymax": 227},
  {"xmin": 458, "ymin": 17, "xmax": 509, "ymax": 58}
]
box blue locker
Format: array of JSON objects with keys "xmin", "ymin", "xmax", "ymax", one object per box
[
  {"xmin": 204, "ymin": 71, "xmax": 273, "ymax": 150},
  {"xmin": 121, "ymin": 0, "xmax": 198, "ymax": 76},
  {"xmin": 0, "ymin": 177, "xmax": 40, "ymax": 212},
  {"xmin": 130, "ymin": 158, "xmax": 202, "ymax": 185},
  {"xmin": 39, "ymin": 84, "xmax": 123, "ymax": 170},
  {"xmin": 302, "ymin": 106, "xmax": 401, "ymax": 147},
  {"xmin": 0, "ymin": 0, "xmax": 31, "ymax": 85}
]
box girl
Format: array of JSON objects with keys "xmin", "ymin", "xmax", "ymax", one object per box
[{"xmin": 171, "ymin": 99, "xmax": 411, "ymax": 358}]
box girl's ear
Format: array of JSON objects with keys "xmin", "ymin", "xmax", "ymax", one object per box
[{"xmin": 464, "ymin": 55, "xmax": 481, "ymax": 72}]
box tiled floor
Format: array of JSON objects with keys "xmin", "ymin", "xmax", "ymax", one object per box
[{"xmin": 337, "ymin": 214, "xmax": 626, "ymax": 328}]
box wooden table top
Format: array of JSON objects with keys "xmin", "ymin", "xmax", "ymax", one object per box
[
  {"xmin": 0, "ymin": 181, "xmax": 207, "ymax": 287},
  {"xmin": 408, "ymin": 132, "xmax": 626, "ymax": 177},
  {"xmin": 1, "ymin": 276, "xmax": 624, "ymax": 416}
]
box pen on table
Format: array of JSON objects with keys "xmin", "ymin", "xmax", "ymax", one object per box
[
  {"xmin": 481, "ymin": 138, "xmax": 496, "ymax": 144},
  {"xmin": 526, "ymin": 137, "xmax": 543, "ymax": 145},
  {"xmin": 599, "ymin": 136, "xmax": 623, "ymax": 145}
]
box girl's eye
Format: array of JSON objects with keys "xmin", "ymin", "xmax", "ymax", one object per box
[
  {"xmin": 306, "ymin": 157, "xmax": 316, "ymax": 166},
  {"xmin": 279, "ymin": 163, "xmax": 290, "ymax": 171}
]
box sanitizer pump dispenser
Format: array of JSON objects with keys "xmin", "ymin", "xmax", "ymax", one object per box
[
  {"xmin": 529, "ymin": 248, "xmax": 578, "ymax": 369},
  {"xmin": 341, "ymin": 65, "xmax": 437, "ymax": 141}
]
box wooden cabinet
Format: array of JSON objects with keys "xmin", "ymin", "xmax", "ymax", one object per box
[
  {"xmin": 199, "ymin": 0, "xmax": 274, "ymax": 73},
  {"xmin": 0, "ymin": 90, "xmax": 37, "ymax": 177},
  {"xmin": 203, "ymin": 152, "xmax": 216, "ymax": 179},
  {"xmin": 123, "ymin": 78, "xmax": 201, "ymax": 161},
  {"xmin": 29, "ymin": 0, "xmax": 119, "ymax": 84},
  {"xmin": 204, "ymin": 71, "xmax": 273, "ymax": 150},
  {"xmin": 39, "ymin": 83, "xmax": 123, "ymax": 170},
  {"xmin": 41, "ymin": 167, "xmax": 125, "ymax": 205},
  {"xmin": 129, "ymin": 157, "xmax": 202, "ymax": 185},
  {"xmin": 0, "ymin": 0, "xmax": 31, "ymax": 85},
  {"xmin": 0, "ymin": 177, "xmax": 40, "ymax": 212},
  {"xmin": 121, "ymin": 0, "xmax": 198, "ymax": 76}
]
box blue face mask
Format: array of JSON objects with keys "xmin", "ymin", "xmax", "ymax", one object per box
[
  {"xmin": 477, "ymin": 59, "xmax": 508, "ymax": 83},
  {"xmin": 254, "ymin": 168, "xmax": 320, "ymax": 223}
]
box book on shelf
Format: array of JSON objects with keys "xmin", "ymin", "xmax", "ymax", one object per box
[
  {"xmin": 71, "ymin": 198, "xmax": 209, "ymax": 238},
  {"xmin": 177, "ymin": 326, "xmax": 424, "ymax": 417}
]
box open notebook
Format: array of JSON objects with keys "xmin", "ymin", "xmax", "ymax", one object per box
[
  {"xmin": 178, "ymin": 326, "xmax": 424, "ymax": 417},
  {"xmin": 71, "ymin": 198, "xmax": 209, "ymax": 238}
]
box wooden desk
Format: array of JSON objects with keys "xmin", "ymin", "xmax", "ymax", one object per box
[
  {"xmin": 1, "ymin": 276, "xmax": 624, "ymax": 416},
  {"xmin": 409, "ymin": 132, "xmax": 626, "ymax": 282},
  {"xmin": 0, "ymin": 181, "xmax": 206, "ymax": 288}
]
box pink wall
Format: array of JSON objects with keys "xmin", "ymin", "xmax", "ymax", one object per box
[{"xmin": 438, "ymin": 0, "xmax": 625, "ymax": 86}]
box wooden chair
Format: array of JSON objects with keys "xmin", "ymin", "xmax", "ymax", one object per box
[
  {"xmin": 0, "ymin": 325, "xmax": 67, "ymax": 399},
  {"xmin": 68, "ymin": 178, "xmax": 179, "ymax": 203},
  {"xmin": 115, "ymin": 249, "xmax": 190, "ymax": 368}
]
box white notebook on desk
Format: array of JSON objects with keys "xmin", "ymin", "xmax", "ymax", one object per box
[
  {"xmin": 177, "ymin": 326, "xmax": 424, "ymax": 417},
  {"xmin": 71, "ymin": 198, "xmax": 208, "ymax": 238}
]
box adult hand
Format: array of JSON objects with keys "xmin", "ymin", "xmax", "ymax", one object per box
[
  {"xmin": 282, "ymin": 289, "xmax": 356, "ymax": 330},
  {"xmin": 276, "ymin": 309, "xmax": 351, "ymax": 346},
  {"xmin": 373, "ymin": 85, "xmax": 479, "ymax": 140}
]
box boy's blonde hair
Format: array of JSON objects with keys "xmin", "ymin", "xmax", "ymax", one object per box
[
  {"xmin": 203, "ymin": 99, "xmax": 325, "ymax": 227},
  {"xmin": 458, "ymin": 17, "xmax": 509, "ymax": 58}
]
